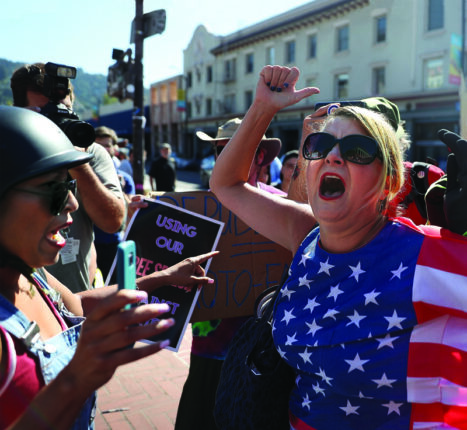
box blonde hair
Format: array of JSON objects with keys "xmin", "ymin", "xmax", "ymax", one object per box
[{"xmin": 324, "ymin": 106, "xmax": 405, "ymax": 205}]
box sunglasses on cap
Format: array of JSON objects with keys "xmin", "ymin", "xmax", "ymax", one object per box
[
  {"xmin": 14, "ymin": 179, "xmax": 77, "ymax": 216},
  {"xmin": 302, "ymin": 132, "xmax": 382, "ymax": 165}
]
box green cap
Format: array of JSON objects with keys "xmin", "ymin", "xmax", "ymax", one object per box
[{"xmin": 362, "ymin": 97, "xmax": 401, "ymax": 132}]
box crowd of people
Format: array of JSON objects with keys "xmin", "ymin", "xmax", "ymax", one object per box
[{"xmin": 0, "ymin": 57, "xmax": 466, "ymax": 430}]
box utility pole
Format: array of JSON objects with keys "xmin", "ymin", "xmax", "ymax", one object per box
[
  {"xmin": 132, "ymin": 0, "xmax": 145, "ymax": 193},
  {"xmin": 107, "ymin": 3, "xmax": 165, "ymax": 189}
]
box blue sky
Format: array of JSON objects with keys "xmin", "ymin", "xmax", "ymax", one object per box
[{"xmin": 0, "ymin": 0, "xmax": 311, "ymax": 87}]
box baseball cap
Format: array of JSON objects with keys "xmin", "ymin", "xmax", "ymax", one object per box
[{"xmin": 362, "ymin": 97, "xmax": 401, "ymax": 132}]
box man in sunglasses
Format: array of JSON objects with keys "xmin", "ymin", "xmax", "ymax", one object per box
[
  {"xmin": 175, "ymin": 118, "xmax": 284, "ymax": 430},
  {"xmin": 10, "ymin": 62, "xmax": 126, "ymax": 293}
]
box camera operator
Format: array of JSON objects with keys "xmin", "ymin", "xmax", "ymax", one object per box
[{"xmin": 10, "ymin": 62, "xmax": 126, "ymax": 293}]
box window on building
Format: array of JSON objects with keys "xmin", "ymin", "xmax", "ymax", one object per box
[
  {"xmin": 224, "ymin": 58, "xmax": 236, "ymax": 82},
  {"xmin": 206, "ymin": 98, "xmax": 212, "ymax": 116},
  {"xmin": 375, "ymin": 15, "xmax": 386, "ymax": 43},
  {"xmin": 245, "ymin": 53, "xmax": 254, "ymax": 74},
  {"xmin": 186, "ymin": 72, "xmax": 192, "ymax": 88},
  {"xmin": 266, "ymin": 46, "xmax": 275, "ymax": 64},
  {"xmin": 160, "ymin": 84, "xmax": 168, "ymax": 104},
  {"xmin": 335, "ymin": 73, "xmax": 349, "ymax": 98},
  {"xmin": 427, "ymin": 0, "xmax": 444, "ymax": 31},
  {"xmin": 308, "ymin": 34, "xmax": 317, "ymax": 59},
  {"xmin": 224, "ymin": 94, "xmax": 236, "ymax": 114},
  {"xmin": 336, "ymin": 25, "xmax": 349, "ymax": 52},
  {"xmin": 285, "ymin": 40, "xmax": 296, "ymax": 63},
  {"xmin": 372, "ymin": 67, "xmax": 385, "ymax": 94},
  {"xmin": 151, "ymin": 87, "xmax": 159, "ymax": 105},
  {"xmin": 169, "ymin": 82, "xmax": 177, "ymax": 102},
  {"xmin": 424, "ymin": 58, "xmax": 444, "ymax": 89},
  {"xmin": 206, "ymin": 65, "xmax": 213, "ymax": 83},
  {"xmin": 245, "ymin": 90, "xmax": 253, "ymax": 110}
]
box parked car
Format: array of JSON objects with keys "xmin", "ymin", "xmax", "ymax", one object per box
[{"xmin": 172, "ymin": 152, "xmax": 201, "ymax": 171}]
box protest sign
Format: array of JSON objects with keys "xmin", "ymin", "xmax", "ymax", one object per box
[
  {"xmin": 150, "ymin": 191, "xmax": 293, "ymax": 322},
  {"xmin": 107, "ymin": 198, "xmax": 223, "ymax": 351}
]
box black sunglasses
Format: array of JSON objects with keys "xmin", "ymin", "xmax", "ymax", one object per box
[
  {"xmin": 303, "ymin": 132, "xmax": 382, "ymax": 165},
  {"xmin": 14, "ymin": 179, "xmax": 77, "ymax": 216}
]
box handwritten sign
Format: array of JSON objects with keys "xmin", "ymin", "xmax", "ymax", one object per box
[
  {"xmin": 107, "ymin": 198, "xmax": 223, "ymax": 351},
  {"xmin": 150, "ymin": 191, "xmax": 292, "ymax": 321}
]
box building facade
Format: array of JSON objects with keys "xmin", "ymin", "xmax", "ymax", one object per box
[
  {"xmin": 149, "ymin": 75, "xmax": 185, "ymax": 158},
  {"xmin": 151, "ymin": 0, "xmax": 464, "ymax": 168}
]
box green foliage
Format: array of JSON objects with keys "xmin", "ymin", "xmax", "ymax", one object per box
[{"xmin": 102, "ymin": 93, "xmax": 120, "ymax": 105}]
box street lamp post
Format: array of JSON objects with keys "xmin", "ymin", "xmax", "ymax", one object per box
[{"xmin": 132, "ymin": 0, "xmax": 145, "ymax": 193}]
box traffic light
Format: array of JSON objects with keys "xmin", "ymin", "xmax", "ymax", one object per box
[{"xmin": 107, "ymin": 48, "xmax": 135, "ymax": 102}]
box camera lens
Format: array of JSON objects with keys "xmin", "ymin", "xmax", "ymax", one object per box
[{"xmin": 60, "ymin": 120, "xmax": 96, "ymax": 148}]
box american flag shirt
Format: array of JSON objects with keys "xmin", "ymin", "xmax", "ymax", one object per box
[{"xmin": 272, "ymin": 218, "xmax": 467, "ymax": 430}]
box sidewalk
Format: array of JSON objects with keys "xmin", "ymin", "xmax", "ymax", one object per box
[
  {"xmin": 95, "ymin": 329, "xmax": 192, "ymax": 429},
  {"xmin": 94, "ymin": 172, "xmax": 200, "ymax": 429}
]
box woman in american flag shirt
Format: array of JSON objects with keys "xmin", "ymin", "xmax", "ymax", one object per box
[{"xmin": 210, "ymin": 65, "xmax": 467, "ymax": 430}]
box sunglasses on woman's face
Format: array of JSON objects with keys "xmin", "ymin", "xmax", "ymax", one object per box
[
  {"xmin": 13, "ymin": 179, "xmax": 77, "ymax": 216},
  {"xmin": 302, "ymin": 132, "xmax": 382, "ymax": 165}
]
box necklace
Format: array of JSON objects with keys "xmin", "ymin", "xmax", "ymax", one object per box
[
  {"xmin": 28, "ymin": 282, "xmax": 36, "ymax": 298},
  {"xmin": 18, "ymin": 280, "xmax": 36, "ymax": 298}
]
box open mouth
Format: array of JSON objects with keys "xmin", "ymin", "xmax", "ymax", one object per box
[
  {"xmin": 47, "ymin": 227, "xmax": 69, "ymax": 248},
  {"xmin": 319, "ymin": 175, "xmax": 345, "ymax": 199}
]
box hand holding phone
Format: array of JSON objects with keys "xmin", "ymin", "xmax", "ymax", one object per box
[{"xmin": 117, "ymin": 240, "xmax": 137, "ymax": 310}]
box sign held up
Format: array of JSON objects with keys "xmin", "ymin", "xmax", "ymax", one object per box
[
  {"xmin": 108, "ymin": 197, "xmax": 223, "ymax": 351},
  {"xmin": 150, "ymin": 191, "xmax": 292, "ymax": 322}
]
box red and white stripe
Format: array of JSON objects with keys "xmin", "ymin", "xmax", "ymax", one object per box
[{"xmin": 409, "ymin": 226, "xmax": 467, "ymax": 429}]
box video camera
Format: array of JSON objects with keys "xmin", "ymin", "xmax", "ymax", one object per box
[{"xmin": 39, "ymin": 62, "xmax": 95, "ymax": 148}]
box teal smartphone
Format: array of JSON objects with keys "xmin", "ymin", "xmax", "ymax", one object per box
[{"xmin": 117, "ymin": 240, "xmax": 137, "ymax": 310}]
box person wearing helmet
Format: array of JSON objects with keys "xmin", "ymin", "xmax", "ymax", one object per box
[{"xmin": 0, "ymin": 106, "xmax": 217, "ymax": 429}]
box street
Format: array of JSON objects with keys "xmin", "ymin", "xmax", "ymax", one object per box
[
  {"xmin": 175, "ymin": 168, "xmax": 206, "ymax": 192},
  {"xmin": 96, "ymin": 168, "xmax": 205, "ymax": 429}
]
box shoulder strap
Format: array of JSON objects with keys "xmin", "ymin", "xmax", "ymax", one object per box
[
  {"xmin": 0, "ymin": 326, "xmax": 17, "ymax": 397},
  {"xmin": 254, "ymin": 268, "xmax": 289, "ymax": 320}
]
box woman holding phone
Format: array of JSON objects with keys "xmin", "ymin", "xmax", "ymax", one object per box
[{"xmin": 0, "ymin": 106, "xmax": 216, "ymax": 430}]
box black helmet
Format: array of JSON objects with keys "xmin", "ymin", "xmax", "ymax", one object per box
[{"xmin": 0, "ymin": 105, "xmax": 93, "ymax": 198}]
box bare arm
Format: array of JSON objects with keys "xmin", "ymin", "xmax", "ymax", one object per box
[
  {"xmin": 69, "ymin": 161, "xmax": 125, "ymax": 233},
  {"xmin": 210, "ymin": 65, "xmax": 320, "ymax": 253}
]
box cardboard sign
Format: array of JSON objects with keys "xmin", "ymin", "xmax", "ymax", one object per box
[
  {"xmin": 150, "ymin": 191, "xmax": 293, "ymax": 322},
  {"xmin": 107, "ymin": 198, "xmax": 223, "ymax": 351}
]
